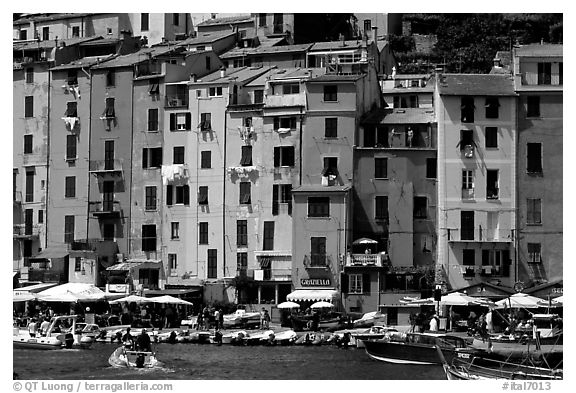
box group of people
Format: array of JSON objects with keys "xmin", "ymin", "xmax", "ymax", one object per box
[
  {"xmin": 410, "ymin": 311, "xmax": 440, "ymax": 333},
  {"xmin": 195, "ymin": 306, "xmax": 225, "ymax": 330},
  {"xmin": 120, "ymin": 327, "xmax": 152, "ymax": 352}
]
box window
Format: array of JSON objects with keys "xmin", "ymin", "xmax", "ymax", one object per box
[
  {"xmin": 148, "ymin": 79, "xmax": 159, "ymax": 95},
  {"xmin": 148, "ymin": 109, "xmax": 159, "ymax": 131},
  {"xmin": 239, "ymin": 182, "xmax": 251, "ymax": 204},
  {"xmin": 527, "ymin": 96, "xmax": 540, "ymax": 117},
  {"xmin": 25, "ymin": 68, "xmax": 33, "ymax": 84},
  {"xmin": 461, "ymin": 211, "xmax": 475, "ymax": 240},
  {"xmin": 559, "ymin": 63, "xmax": 563, "ymax": 85},
  {"xmin": 201, "ymin": 151, "xmax": 211, "ymax": 169},
  {"xmin": 409, "ymin": 95, "xmax": 418, "ymax": 108},
  {"xmin": 527, "ymin": 198, "xmax": 542, "ymax": 225},
  {"xmin": 25, "ymin": 170, "xmax": 34, "ymax": 202},
  {"xmin": 103, "ymin": 223, "xmax": 115, "ymax": 240},
  {"xmin": 75, "ymin": 257, "xmax": 82, "ymax": 272},
  {"xmin": 103, "ymin": 97, "xmax": 115, "ymax": 118},
  {"xmin": 170, "ymin": 112, "xmax": 192, "ymax": 131},
  {"xmin": 107, "ymin": 28, "xmax": 112, "ymax": 35},
  {"xmin": 172, "ymin": 13, "xmax": 180, "ymax": 26},
  {"xmin": 375, "ymin": 196, "xmax": 388, "ymax": 220},
  {"xmin": 349, "ymin": 274, "xmax": 363, "ymax": 294},
  {"xmin": 106, "ymin": 71, "xmax": 115, "ymax": 87},
  {"xmin": 198, "ymin": 186, "xmax": 208, "ymax": 205},
  {"xmin": 374, "ymin": 157, "xmax": 388, "ymax": 179},
  {"xmin": 200, "ymin": 113, "xmax": 212, "ymax": 131},
  {"xmin": 485, "ymin": 97, "xmax": 500, "ymax": 119},
  {"xmin": 413, "ymin": 196, "xmax": 427, "ymax": 219},
  {"xmin": 42, "ymin": 26, "xmax": 50, "ymax": 40},
  {"xmin": 458, "ymin": 130, "xmax": 475, "ymax": 151},
  {"xmin": 174, "ymin": 185, "xmax": 190, "ymax": 205},
  {"xmin": 173, "ymin": 146, "xmax": 185, "ymax": 164},
  {"xmin": 196, "ymin": 46, "xmax": 206, "ymax": 51},
  {"xmin": 205, "ymin": 56, "xmax": 211, "ymax": 70},
  {"xmin": 259, "ymin": 13, "xmax": 267, "ymax": 27},
  {"xmin": 537, "ymin": 62, "xmax": 551, "ymax": 85},
  {"xmin": 145, "ymin": 186, "xmax": 157, "ymax": 210},
  {"xmin": 322, "ymin": 157, "xmax": 338, "ymax": 177},
  {"xmin": 141, "ymin": 224, "xmax": 156, "ymax": 252},
  {"xmin": 254, "ymin": 90, "xmax": 264, "ymax": 103},
  {"xmin": 486, "ymin": 170, "xmax": 499, "ymax": 199},
  {"xmin": 527, "ymin": 243, "xmax": 542, "ymax": 263},
  {"xmin": 199, "ymin": 222, "xmax": 208, "ymax": 244},
  {"xmin": 426, "ymin": 158, "xmax": 437, "ymax": 179},
  {"xmin": 24, "ymin": 135, "xmax": 33, "ymax": 154},
  {"xmin": 262, "ymin": 221, "xmax": 275, "ymax": 250},
  {"xmin": 310, "ymin": 237, "xmax": 326, "ymax": 266},
  {"xmin": 462, "ymin": 249, "xmax": 475, "ymax": 276},
  {"xmin": 240, "ymin": 145, "xmax": 253, "ymax": 166},
  {"xmin": 209, "ymin": 86, "xmax": 223, "ymax": 97},
  {"xmin": 282, "ymin": 83, "xmax": 300, "ymax": 95},
  {"xmin": 325, "ymin": 118, "xmax": 337, "ymax": 138},
  {"xmin": 102, "ymin": 181, "xmax": 114, "ymax": 211},
  {"xmin": 207, "ymin": 249, "xmax": 217, "ymax": 278},
  {"xmin": 462, "ymin": 170, "xmax": 474, "ymax": 199},
  {"xmin": 168, "ymin": 254, "xmax": 177, "ymax": 270},
  {"xmin": 67, "ymin": 70, "xmax": 78, "ymax": 86},
  {"xmin": 273, "ymin": 146, "xmax": 295, "ymax": 167},
  {"xmin": 237, "ymin": 253, "xmax": 248, "ymax": 275},
  {"xmin": 65, "ymin": 176, "xmax": 76, "ymax": 198},
  {"xmin": 64, "ymin": 215, "xmax": 75, "ymax": 243},
  {"xmin": 274, "ymin": 116, "xmax": 297, "ymax": 131},
  {"xmin": 104, "ymin": 140, "xmax": 115, "ymax": 169},
  {"xmin": 65, "ymin": 102, "xmax": 78, "ymax": 117},
  {"xmin": 323, "ymin": 85, "xmax": 338, "ymax": 102},
  {"xmin": 25, "ymin": 96, "xmax": 33, "ymax": 118},
  {"xmin": 38, "ymin": 210, "xmax": 43, "ymax": 224},
  {"xmin": 485, "ymin": 127, "xmax": 498, "ymax": 148},
  {"xmin": 272, "ymin": 184, "xmax": 292, "ymax": 215},
  {"xmin": 141, "ymin": 13, "xmax": 149, "ymax": 31},
  {"xmin": 142, "ymin": 147, "xmax": 163, "ymax": 168},
  {"xmin": 308, "ymin": 197, "xmax": 330, "ymax": 217},
  {"xmin": 527, "ymin": 143, "xmax": 542, "ymax": 173},
  {"xmin": 364, "ymin": 19, "xmax": 372, "ymax": 32},
  {"xmin": 237, "ymin": 220, "xmax": 247, "ymax": 247},
  {"xmin": 461, "ymin": 96, "xmax": 474, "ymax": 123},
  {"xmin": 171, "ymin": 222, "xmax": 180, "ymax": 239}
]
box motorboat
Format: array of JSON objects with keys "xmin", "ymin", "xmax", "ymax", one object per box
[
  {"xmin": 244, "ymin": 330, "xmax": 274, "ymax": 345},
  {"xmin": 272, "ymin": 329, "xmax": 298, "ymax": 345},
  {"xmin": 13, "ymin": 315, "xmax": 93, "ymax": 350},
  {"xmin": 363, "ymin": 332, "xmax": 477, "ymax": 365},
  {"xmin": 108, "ymin": 346, "xmax": 162, "ymax": 368},
  {"xmin": 294, "ymin": 332, "xmax": 328, "ymax": 346},
  {"xmin": 221, "ymin": 330, "xmax": 249, "ymax": 345},
  {"xmin": 222, "ymin": 306, "xmax": 261, "ymax": 329},
  {"xmin": 353, "ymin": 311, "xmax": 387, "ymax": 328},
  {"xmin": 352, "ymin": 326, "xmax": 399, "ymax": 348}
]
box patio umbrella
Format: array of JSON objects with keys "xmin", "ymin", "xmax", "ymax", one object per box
[
  {"xmin": 148, "ymin": 295, "xmax": 193, "ymax": 306},
  {"xmin": 408, "ymin": 292, "xmax": 484, "ymax": 307},
  {"xmin": 277, "ymin": 301, "xmax": 301, "ymax": 309},
  {"xmin": 108, "ymin": 294, "xmax": 152, "ymax": 304},
  {"xmin": 352, "ymin": 237, "xmax": 378, "ymax": 245},
  {"xmin": 536, "ymin": 296, "xmax": 563, "ymax": 308},
  {"xmin": 39, "ymin": 292, "xmax": 95, "ymax": 303},
  {"xmin": 13, "ymin": 292, "xmax": 36, "ymax": 302},
  {"xmin": 495, "ymin": 293, "xmax": 544, "ymax": 309},
  {"xmin": 37, "ymin": 283, "xmax": 107, "ymax": 301},
  {"xmin": 310, "ymin": 301, "xmax": 334, "ymax": 309}
]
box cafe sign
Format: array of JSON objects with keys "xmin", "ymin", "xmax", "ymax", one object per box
[{"xmin": 300, "ymin": 278, "xmax": 331, "ymax": 287}]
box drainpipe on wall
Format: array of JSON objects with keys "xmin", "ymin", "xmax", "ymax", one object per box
[
  {"xmin": 45, "ymin": 64, "xmax": 51, "ymax": 250},
  {"xmin": 128, "ymin": 73, "xmax": 135, "ymax": 256}
]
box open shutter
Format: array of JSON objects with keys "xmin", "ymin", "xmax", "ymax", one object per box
[
  {"xmin": 183, "ymin": 185, "xmax": 190, "ymax": 205},
  {"xmin": 273, "ymin": 147, "xmax": 280, "ymax": 167},
  {"xmin": 185, "ymin": 113, "xmax": 191, "ymax": 130},
  {"xmin": 142, "ymin": 149, "xmax": 148, "ymax": 168},
  {"xmin": 166, "ymin": 185, "xmax": 173, "ymax": 206},
  {"xmin": 170, "ymin": 113, "xmax": 176, "ymax": 131},
  {"xmin": 272, "ymin": 185, "xmax": 279, "ymax": 215},
  {"xmin": 341, "ymin": 273, "xmax": 349, "ymax": 294},
  {"xmin": 363, "ymin": 274, "xmax": 371, "ymax": 294}
]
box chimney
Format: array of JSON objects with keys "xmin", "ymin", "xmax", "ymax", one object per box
[
  {"xmin": 220, "ymin": 66, "xmax": 226, "ymax": 78},
  {"xmin": 372, "ymin": 26, "xmax": 378, "ymax": 43},
  {"xmin": 190, "ymin": 73, "xmax": 196, "ymax": 82},
  {"xmin": 493, "ymin": 58, "xmax": 501, "ymax": 68}
]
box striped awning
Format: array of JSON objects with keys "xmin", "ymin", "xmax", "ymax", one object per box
[{"xmin": 286, "ymin": 289, "xmax": 338, "ymax": 302}]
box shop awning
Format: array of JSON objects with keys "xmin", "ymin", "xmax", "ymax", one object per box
[
  {"xmin": 144, "ymin": 288, "xmax": 201, "ymax": 296},
  {"xmin": 15, "ymin": 282, "xmax": 58, "ymax": 293},
  {"xmin": 287, "ymin": 288, "xmax": 338, "ymax": 302}
]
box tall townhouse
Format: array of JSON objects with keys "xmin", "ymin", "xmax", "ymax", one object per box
[
  {"xmin": 436, "ymin": 74, "xmax": 517, "ymax": 298},
  {"xmin": 179, "ymin": 66, "xmax": 273, "ymax": 304},
  {"xmin": 13, "ymin": 37, "xmax": 90, "ymax": 284},
  {"xmin": 289, "ymin": 67, "xmax": 382, "ymax": 309},
  {"xmin": 349, "ymin": 73, "xmax": 438, "ymax": 322},
  {"xmin": 225, "ymin": 68, "xmax": 324, "ymax": 311},
  {"xmin": 512, "ymin": 44, "xmax": 563, "ymax": 298}
]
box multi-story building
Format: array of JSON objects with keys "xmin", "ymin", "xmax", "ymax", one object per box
[
  {"xmin": 512, "ymin": 44, "xmax": 563, "ymax": 295},
  {"xmin": 436, "ymin": 74, "xmax": 517, "ymax": 296}
]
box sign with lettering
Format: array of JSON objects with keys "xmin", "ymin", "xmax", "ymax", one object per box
[
  {"xmin": 300, "ymin": 278, "xmax": 331, "ymax": 287},
  {"xmin": 551, "ymin": 287, "xmax": 563, "ymax": 294}
]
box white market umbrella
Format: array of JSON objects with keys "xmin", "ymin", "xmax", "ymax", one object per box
[
  {"xmin": 495, "ymin": 293, "xmax": 545, "ymax": 309},
  {"xmin": 37, "ymin": 283, "xmax": 107, "ymax": 301},
  {"xmin": 148, "ymin": 295, "xmax": 193, "ymax": 306},
  {"xmin": 409, "ymin": 292, "xmax": 484, "ymax": 307},
  {"xmin": 310, "ymin": 301, "xmax": 334, "ymax": 309},
  {"xmin": 277, "ymin": 301, "xmax": 301, "ymax": 309},
  {"xmin": 352, "ymin": 237, "xmax": 378, "ymax": 245},
  {"xmin": 536, "ymin": 296, "xmax": 563, "ymax": 308},
  {"xmin": 39, "ymin": 292, "xmax": 92, "ymax": 303},
  {"xmin": 13, "ymin": 292, "xmax": 37, "ymax": 302},
  {"xmin": 108, "ymin": 295, "xmax": 152, "ymax": 304}
]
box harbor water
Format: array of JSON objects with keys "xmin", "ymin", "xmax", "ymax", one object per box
[{"xmin": 13, "ymin": 342, "xmax": 446, "ymax": 380}]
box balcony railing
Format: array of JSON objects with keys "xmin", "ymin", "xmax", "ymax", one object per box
[
  {"xmin": 89, "ymin": 159, "xmax": 123, "ymax": 174},
  {"xmin": 479, "ymin": 265, "xmax": 510, "ymax": 277},
  {"xmin": 89, "ymin": 201, "xmax": 122, "ymax": 217},
  {"xmin": 448, "ymin": 228, "xmax": 514, "ymax": 242},
  {"xmin": 345, "ymin": 253, "xmax": 386, "ymax": 268},
  {"xmin": 304, "ymin": 254, "xmax": 331, "ymax": 268},
  {"xmin": 486, "ymin": 188, "xmax": 499, "ymax": 200},
  {"xmin": 462, "ymin": 188, "xmax": 475, "ymax": 200},
  {"xmin": 165, "ymin": 94, "xmax": 188, "ymax": 108},
  {"xmin": 13, "ymin": 224, "xmax": 41, "ymax": 238}
]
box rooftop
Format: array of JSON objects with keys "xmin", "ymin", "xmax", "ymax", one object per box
[
  {"xmin": 50, "ymin": 55, "xmax": 117, "ymax": 71},
  {"xmin": 363, "ymin": 108, "xmax": 435, "ymax": 125},
  {"xmin": 245, "ymin": 67, "xmax": 327, "ymax": 87},
  {"xmin": 310, "ymin": 40, "xmax": 367, "ymax": 52},
  {"xmin": 308, "ymin": 74, "xmax": 364, "ymax": 83},
  {"xmin": 197, "ymin": 14, "xmax": 253, "ymax": 27},
  {"xmin": 514, "ymin": 43, "xmax": 563, "ymax": 57},
  {"xmin": 191, "ymin": 66, "xmax": 276, "ymax": 85},
  {"xmin": 91, "ymin": 46, "xmax": 180, "ymax": 69},
  {"xmin": 292, "ymin": 184, "xmax": 352, "ymax": 193},
  {"xmin": 220, "ymin": 43, "xmax": 313, "ymax": 59},
  {"xmin": 13, "ymin": 36, "xmax": 100, "ymax": 51},
  {"xmin": 13, "ymin": 13, "xmax": 97, "ymax": 26},
  {"xmin": 438, "ymin": 73, "xmax": 516, "ymax": 96},
  {"xmin": 158, "ymin": 31, "xmax": 236, "ymax": 47}
]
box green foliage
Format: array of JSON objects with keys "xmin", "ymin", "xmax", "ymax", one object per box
[{"xmin": 389, "ymin": 34, "xmax": 416, "ymax": 53}]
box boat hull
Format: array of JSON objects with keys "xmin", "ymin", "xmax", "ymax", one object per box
[
  {"xmin": 108, "ymin": 347, "xmax": 161, "ymax": 368},
  {"xmin": 13, "ymin": 336, "xmax": 62, "ymax": 350}
]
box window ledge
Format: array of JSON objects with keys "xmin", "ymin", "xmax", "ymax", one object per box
[
  {"xmin": 374, "ymin": 177, "xmax": 389, "ymax": 180},
  {"xmin": 526, "ymin": 223, "xmax": 543, "ymax": 226},
  {"xmin": 65, "ymin": 157, "xmax": 77, "ymax": 162}
]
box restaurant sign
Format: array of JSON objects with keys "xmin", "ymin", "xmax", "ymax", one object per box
[{"xmin": 300, "ymin": 278, "xmax": 331, "ymax": 287}]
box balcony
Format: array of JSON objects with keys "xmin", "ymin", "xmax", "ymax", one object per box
[
  {"xmin": 227, "ymin": 102, "xmax": 264, "ymax": 112},
  {"xmin": 479, "ymin": 265, "xmax": 510, "ymax": 277},
  {"xmin": 448, "ymin": 228, "xmax": 514, "ymax": 243},
  {"xmin": 345, "ymin": 253, "xmax": 386, "ymax": 268},
  {"xmin": 89, "ymin": 159, "xmax": 123, "ymax": 175},
  {"xmin": 461, "ymin": 188, "xmax": 475, "ymax": 200},
  {"xmin": 165, "ymin": 94, "xmax": 188, "ymax": 108},
  {"xmin": 303, "ymin": 254, "xmax": 332, "ymax": 269},
  {"xmin": 89, "ymin": 200, "xmax": 122, "ymax": 218},
  {"xmin": 13, "ymin": 224, "xmax": 41, "ymax": 238},
  {"xmin": 265, "ymin": 94, "xmax": 306, "ymax": 108},
  {"xmin": 486, "ymin": 188, "xmax": 499, "ymax": 200}
]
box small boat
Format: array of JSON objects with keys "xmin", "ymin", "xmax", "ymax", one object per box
[
  {"xmin": 294, "ymin": 332, "xmax": 326, "ymax": 346},
  {"xmin": 13, "ymin": 315, "xmax": 93, "ymax": 350},
  {"xmin": 222, "ymin": 305, "xmax": 261, "ymax": 329},
  {"xmin": 353, "ymin": 311, "xmax": 388, "ymax": 328},
  {"xmin": 221, "ymin": 330, "xmax": 249, "ymax": 345},
  {"xmin": 244, "ymin": 330, "xmax": 274, "ymax": 345},
  {"xmin": 272, "ymin": 329, "xmax": 298, "ymax": 345},
  {"xmin": 108, "ymin": 346, "xmax": 162, "ymax": 368},
  {"xmin": 363, "ymin": 332, "xmax": 476, "ymax": 365},
  {"xmin": 352, "ymin": 326, "xmax": 399, "ymax": 348},
  {"xmin": 13, "ymin": 334, "xmax": 63, "ymax": 350}
]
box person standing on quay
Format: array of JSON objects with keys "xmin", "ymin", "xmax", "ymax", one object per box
[
  {"xmin": 218, "ymin": 309, "xmax": 224, "ymax": 331},
  {"xmin": 214, "ymin": 309, "xmax": 221, "ymax": 330},
  {"xmin": 28, "ymin": 318, "xmax": 38, "ymax": 337}
]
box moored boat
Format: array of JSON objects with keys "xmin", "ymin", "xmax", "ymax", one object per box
[
  {"xmin": 13, "ymin": 315, "xmax": 93, "ymax": 350},
  {"xmin": 272, "ymin": 329, "xmax": 298, "ymax": 345},
  {"xmin": 353, "ymin": 326, "xmax": 399, "ymax": 348},
  {"xmin": 108, "ymin": 346, "xmax": 162, "ymax": 368}
]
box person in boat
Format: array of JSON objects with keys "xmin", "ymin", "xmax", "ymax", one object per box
[
  {"xmin": 263, "ymin": 309, "xmax": 271, "ymax": 329},
  {"xmin": 122, "ymin": 327, "xmax": 134, "ymax": 348},
  {"xmin": 137, "ymin": 328, "xmax": 152, "ymax": 352},
  {"xmin": 27, "ymin": 318, "xmax": 38, "ymax": 337},
  {"xmin": 39, "ymin": 318, "xmax": 51, "ymax": 336}
]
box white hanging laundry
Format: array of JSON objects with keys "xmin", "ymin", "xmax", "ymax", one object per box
[
  {"xmin": 62, "ymin": 117, "xmax": 78, "ymax": 129},
  {"xmin": 277, "ymin": 128, "xmax": 291, "ymax": 134}
]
